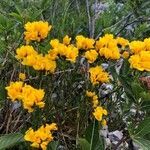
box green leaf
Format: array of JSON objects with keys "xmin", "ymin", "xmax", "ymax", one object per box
[
  {"xmin": 134, "ymin": 117, "xmax": 150, "ymax": 137},
  {"xmin": 78, "ymin": 138, "xmax": 90, "ymax": 150},
  {"xmin": 133, "ymin": 137, "xmax": 150, "ymax": 150},
  {"xmin": 85, "ymin": 120, "xmax": 104, "ymax": 150},
  {"xmin": 0, "ymin": 132, "xmax": 24, "ymax": 150},
  {"xmin": 9, "ymin": 12, "xmax": 23, "ymax": 22},
  {"xmin": 48, "ymin": 141, "xmax": 59, "ymax": 150}
]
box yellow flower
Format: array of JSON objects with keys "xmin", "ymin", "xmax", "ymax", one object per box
[
  {"xmin": 116, "ymin": 37, "xmax": 129, "ymax": 48},
  {"xmin": 63, "ymin": 35, "xmax": 71, "ymax": 45},
  {"xmin": 76, "ymin": 35, "xmax": 95, "ymax": 50},
  {"xmin": 102, "ymin": 119, "xmax": 107, "ymax": 127},
  {"xmin": 24, "ymin": 123, "xmax": 57, "ymax": 150},
  {"xmin": 21, "ymin": 84, "xmax": 45, "ymax": 112},
  {"xmin": 5, "ymin": 81, "xmax": 23, "ymax": 101},
  {"xmin": 96, "ymin": 34, "xmax": 120, "ymax": 60},
  {"xmin": 89, "ymin": 66, "xmax": 109, "ymax": 85},
  {"xmin": 129, "ymin": 41, "xmax": 146, "ymax": 54},
  {"xmin": 6, "ymin": 81, "xmax": 45, "ymax": 112},
  {"xmin": 86, "ymin": 91, "xmax": 95, "ymax": 97},
  {"xmin": 24, "ymin": 21, "xmax": 52, "ymax": 43},
  {"xmin": 129, "ymin": 51, "xmax": 150, "ymax": 71},
  {"xmin": 19, "ymin": 73, "xmax": 26, "ymax": 80},
  {"xmin": 93, "ymin": 106, "xmax": 107, "ymax": 121},
  {"xmin": 65, "ymin": 45, "xmax": 79, "ymax": 63},
  {"xmin": 122, "ymin": 51, "xmax": 129, "ymax": 59},
  {"xmin": 96, "ymin": 34, "xmax": 114, "ymax": 50},
  {"xmin": 50, "ymin": 39, "xmax": 60, "ymax": 48},
  {"xmin": 16, "ymin": 45, "xmax": 37, "ymax": 60},
  {"xmin": 144, "ymin": 38, "xmax": 150, "ymax": 51},
  {"xmin": 84, "ymin": 49, "xmax": 98, "ymax": 63}
]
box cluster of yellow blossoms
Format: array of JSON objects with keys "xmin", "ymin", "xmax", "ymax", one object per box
[
  {"xmin": 86, "ymin": 91, "xmax": 107, "ymax": 126},
  {"xmin": 96, "ymin": 34, "xmax": 126, "ymax": 60},
  {"xmin": 5, "ymin": 81, "xmax": 45, "ymax": 112},
  {"xmin": 24, "ymin": 123, "xmax": 57, "ymax": 150},
  {"xmin": 16, "ymin": 45, "xmax": 56, "ymax": 73},
  {"xmin": 24, "ymin": 21, "xmax": 52, "ymax": 44},
  {"xmin": 129, "ymin": 38, "xmax": 150, "ymax": 71},
  {"xmin": 49, "ymin": 37, "xmax": 79, "ymax": 63},
  {"xmin": 89, "ymin": 66, "xmax": 110, "ymax": 85},
  {"xmin": 76, "ymin": 35, "xmax": 95, "ymax": 50}
]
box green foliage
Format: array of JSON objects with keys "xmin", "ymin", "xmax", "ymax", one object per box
[{"xmin": 0, "ymin": 133, "xmax": 24, "ymax": 150}]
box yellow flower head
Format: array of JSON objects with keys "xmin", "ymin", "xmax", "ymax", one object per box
[
  {"xmin": 24, "ymin": 123, "xmax": 57, "ymax": 150},
  {"xmin": 16, "ymin": 45, "xmax": 37, "ymax": 60},
  {"xmin": 93, "ymin": 106, "xmax": 107, "ymax": 121},
  {"xmin": 24, "ymin": 21, "xmax": 52, "ymax": 43},
  {"xmin": 102, "ymin": 119, "xmax": 107, "ymax": 127},
  {"xmin": 19, "ymin": 73, "xmax": 26, "ymax": 81},
  {"xmin": 86, "ymin": 91, "xmax": 96, "ymax": 97},
  {"xmin": 84, "ymin": 49, "xmax": 98, "ymax": 63},
  {"xmin": 129, "ymin": 41, "xmax": 146, "ymax": 54},
  {"xmin": 76, "ymin": 35, "xmax": 95, "ymax": 50},
  {"xmin": 129, "ymin": 51, "xmax": 150, "ymax": 71},
  {"xmin": 144, "ymin": 38, "xmax": 150, "ymax": 51},
  {"xmin": 116, "ymin": 37, "xmax": 129, "ymax": 48},
  {"xmin": 122, "ymin": 51, "xmax": 129, "ymax": 59},
  {"xmin": 5, "ymin": 81, "xmax": 24, "ymax": 101},
  {"xmin": 89, "ymin": 66, "xmax": 109, "ymax": 85},
  {"xmin": 63, "ymin": 35, "xmax": 71, "ymax": 45},
  {"xmin": 96, "ymin": 34, "xmax": 120, "ymax": 60}
]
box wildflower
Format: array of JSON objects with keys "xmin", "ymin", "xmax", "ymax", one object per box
[
  {"xmin": 93, "ymin": 106, "xmax": 107, "ymax": 121},
  {"xmin": 19, "ymin": 73, "xmax": 26, "ymax": 81},
  {"xmin": 65, "ymin": 45, "xmax": 79, "ymax": 63},
  {"xmin": 96, "ymin": 34, "xmax": 114, "ymax": 50},
  {"xmin": 16, "ymin": 45, "xmax": 37, "ymax": 60},
  {"xmin": 144, "ymin": 38, "xmax": 150, "ymax": 51},
  {"xmin": 84, "ymin": 49, "xmax": 98, "ymax": 63},
  {"xmin": 86, "ymin": 91, "xmax": 95, "ymax": 97},
  {"xmin": 129, "ymin": 51, "xmax": 150, "ymax": 71},
  {"xmin": 6, "ymin": 82, "xmax": 45, "ymax": 112},
  {"xmin": 96, "ymin": 34, "xmax": 120, "ymax": 60},
  {"xmin": 24, "ymin": 123, "xmax": 57, "ymax": 150},
  {"xmin": 63, "ymin": 35, "xmax": 71, "ymax": 45},
  {"xmin": 76, "ymin": 35, "xmax": 95, "ymax": 50},
  {"xmin": 21, "ymin": 84, "xmax": 45, "ymax": 112},
  {"xmin": 5, "ymin": 81, "xmax": 23, "ymax": 101},
  {"xmin": 122, "ymin": 51, "xmax": 129, "ymax": 59},
  {"xmin": 102, "ymin": 119, "xmax": 107, "ymax": 127},
  {"xmin": 116, "ymin": 37, "xmax": 129, "ymax": 48},
  {"xmin": 86, "ymin": 90, "xmax": 99, "ymax": 108},
  {"xmin": 129, "ymin": 41, "xmax": 146, "ymax": 54},
  {"xmin": 24, "ymin": 21, "xmax": 52, "ymax": 43},
  {"xmin": 89, "ymin": 66, "xmax": 109, "ymax": 85},
  {"xmin": 50, "ymin": 39, "xmax": 60, "ymax": 48}
]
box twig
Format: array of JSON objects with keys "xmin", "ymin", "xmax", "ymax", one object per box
[{"xmin": 86, "ymin": 0, "xmax": 92, "ymax": 37}]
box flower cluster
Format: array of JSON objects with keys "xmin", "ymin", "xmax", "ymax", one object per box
[
  {"xmin": 86, "ymin": 90, "xmax": 107, "ymax": 126},
  {"xmin": 128, "ymin": 37, "xmax": 150, "ymax": 71},
  {"xmin": 84, "ymin": 50, "xmax": 98, "ymax": 63},
  {"xmin": 24, "ymin": 123, "xmax": 57, "ymax": 150},
  {"xmin": 93, "ymin": 106, "xmax": 107, "ymax": 122},
  {"xmin": 19, "ymin": 73, "xmax": 26, "ymax": 81},
  {"xmin": 5, "ymin": 81, "xmax": 45, "ymax": 112},
  {"xmin": 86, "ymin": 91, "xmax": 99, "ymax": 107},
  {"xmin": 24, "ymin": 21, "xmax": 52, "ymax": 44},
  {"xmin": 49, "ymin": 37, "xmax": 79, "ymax": 63},
  {"xmin": 76, "ymin": 35, "xmax": 95, "ymax": 50},
  {"xmin": 89, "ymin": 66, "xmax": 110, "ymax": 85},
  {"xmin": 129, "ymin": 51, "xmax": 150, "ymax": 71},
  {"xmin": 96, "ymin": 34, "xmax": 122, "ymax": 59},
  {"xmin": 16, "ymin": 45, "xmax": 56, "ymax": 73}
]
